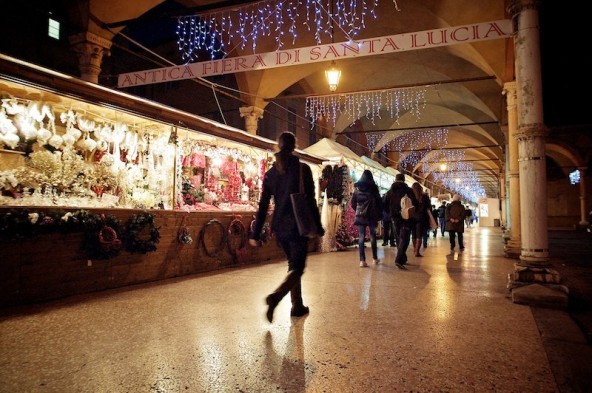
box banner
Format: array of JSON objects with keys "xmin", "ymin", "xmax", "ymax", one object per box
[{"xmin": 118, "ymin": 19, "xmax": 512, "ymax": 88}]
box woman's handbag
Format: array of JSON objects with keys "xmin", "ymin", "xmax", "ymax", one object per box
[{"xmin": 290, "ymin": 164, "xmax": 322, "ymax": 238}]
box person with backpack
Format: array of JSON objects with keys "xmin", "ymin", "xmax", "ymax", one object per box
[
  {"xmin": 385, "ymin": 173, "xmax": 418, "ymax": 269},
  {"xmin": 445, "ymin": 194, "xmax": 467, "ymax": 253},
  {"xmin": 350, "ymin": 170, "xmax": 383, "ymax": 267},
  {"xmin": 437, "ymin": 201, "xmax": 447, "ymax": 237}
]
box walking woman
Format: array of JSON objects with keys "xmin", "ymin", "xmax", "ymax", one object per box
[
  {"xmin": 249, "ymin": 132, "xmax": 324, "ymax": 323},
  {"xmin": 411, "ymin": 182, "xmax": 430, "ymax": 257},
  {"xmin": 350, "ymin": 170, "xmax": 383, "ymax": 267}
]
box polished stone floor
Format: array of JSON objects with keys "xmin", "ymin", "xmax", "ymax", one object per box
[{"xmin": 0, "ymin": 227, "xmax": 584, "ymax": 392}]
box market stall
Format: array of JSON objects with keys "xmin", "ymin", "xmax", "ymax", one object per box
[
  {"xmin": 0, "ymin": 54, "xmax": 325, "ymax": 307},
  {"xmin": 304, "ymin": 138, "xmax": 397, "ymax": 252}
]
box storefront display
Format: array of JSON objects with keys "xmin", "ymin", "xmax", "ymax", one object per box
[{"xmin": 0, "ymin": 78, "xmax": 276, "ymax": 212}]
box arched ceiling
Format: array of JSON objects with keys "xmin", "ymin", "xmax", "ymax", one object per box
[{"xmin": 84, "ymin": 0, "xmax": 514, "ymax": 201}]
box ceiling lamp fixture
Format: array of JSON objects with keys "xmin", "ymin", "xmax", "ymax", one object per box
[{"xmin": 325, "ymin": 61, "xmax": 341, "ymax": 92}]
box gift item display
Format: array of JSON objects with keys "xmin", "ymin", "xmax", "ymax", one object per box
[
  {"xmin": 0, "ymin": 79, "xmax": 271, "ymax": 212},
  {"xmin": 177, "ymin": 139, "xmax": 268, "ymax": 212}
]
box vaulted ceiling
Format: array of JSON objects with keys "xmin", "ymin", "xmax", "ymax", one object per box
[{"xmin": 56, "ymin": 0, "xmax": 518, "ymax": 200}]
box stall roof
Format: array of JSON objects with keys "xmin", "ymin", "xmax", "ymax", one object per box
[{"xmin": 303, "ymin": 138, "xmax": 365, "ymax": 167}]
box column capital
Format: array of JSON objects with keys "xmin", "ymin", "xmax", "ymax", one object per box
[
  {"xmin": 507, "ymin": 0, "xmax": 541, "ymax": 17},
  {"xmin": 239, "ymin": 106, "xmax": 264, "ymax": 135},
  {"xmin": 69, "ymin": 32, "xmax": 112, "ymax": 84},
  {"xmin": 503, "ymin": 81, "xmax": 518, "ymax": 108}
]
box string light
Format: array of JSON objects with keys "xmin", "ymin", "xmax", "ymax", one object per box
[
  {"xmin": 305, "ymin": 86, "xmax": 427, "ymax": 128},
  {"xmin": 421, "ymin": 149, "xmax": 487, "ymax": 202},
  {"xmin": 176, "ymin": 0, "xmax": 381, "ymax": 61}
]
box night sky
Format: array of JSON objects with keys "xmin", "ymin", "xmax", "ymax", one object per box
[{"xmin": 539, "ymin": 2, "xmax": 591, "ymax": 127}]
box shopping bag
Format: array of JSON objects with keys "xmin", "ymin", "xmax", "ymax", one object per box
[
  {"xmin": 291, "ymin": 164, "xmax": 322, "ymax": 238},
  {"xmin": 291, "ymin": 192, "xmax": 321, "ymax": 238}
]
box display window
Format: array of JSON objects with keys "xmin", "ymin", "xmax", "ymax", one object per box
[{"xmin": 0, "ymin": 77, "xmax": 277, "ymax": 211}]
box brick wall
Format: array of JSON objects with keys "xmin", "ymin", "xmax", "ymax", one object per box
[{"xmin": 0, "ymin": 207, "xmax": 319, "ymax": 308}]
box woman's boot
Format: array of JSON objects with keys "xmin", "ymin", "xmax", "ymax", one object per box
[
  {"xmin": 290, "ymin": 280, "xmax": 309, "ymax": 317},
  {"xmin": 266, "ymin": 270, "xmax": 301, "ymax": 323}
]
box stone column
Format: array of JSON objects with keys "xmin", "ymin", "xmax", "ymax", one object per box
[
  {"xmin": 503, "ymin": 82, "xmax": 521, "ymax": 257},
  {"xmin": 578, "ymin": 167, "xmax": 588, "ymax": 226},
  {"xmin": 239, "ymin": 106, "xmax": 264, "ymax": 135},
  {"xmin": 507, "ymin": 0, "xmax": 566, "ymax": 307},
  {"xmin": 499, "ymin": 169, "xmax": 506, "ymax": 227},
  {"xmin": 69, "ymin": 32, "xmax": 112, "ymax": 84}
]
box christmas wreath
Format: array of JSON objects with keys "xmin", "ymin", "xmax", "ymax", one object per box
[
  {"xmin": 227, "ymin": 216, "xmax": 248, "ymax": 263},
  {"xmin": 123, "ymin": 212, "xmax": 160, "ymax": 254},
  {"xmin": 81, "ymin": 212, "xmax": 122, "ymax": 260},
  {"xmin": 199, "ymin": 218, "xmax": 227, "ymax": 257}
]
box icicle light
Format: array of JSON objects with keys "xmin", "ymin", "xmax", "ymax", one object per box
[
  {"xmin": 305, "ymin": 86, "xmax": 427, "ymax": 128},
  {"xmin": 176, "ymin": 0, "xmax": 382, "ymax": 61}
]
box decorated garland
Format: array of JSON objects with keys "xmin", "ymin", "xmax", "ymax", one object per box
[
  {"xmin": 123, "ymin": 212, "xmax": 160, "ymax": 254},
  {"xmin": 227, "ymin": 216, "xmax": 248, "ymax": 263},
  {"xmin": 177, "ymin": 225, "xmax": 193, "ymax": 244},
  {"xmin": 199, "ymin": 218, "xmax": 227, "ymax": 257},
  {"xmin": 249, "ymin": 218, "xmax": 272, "ymax": 245}
]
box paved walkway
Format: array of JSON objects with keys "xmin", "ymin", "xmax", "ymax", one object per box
[{"xmin": 0, "ymin": 227, "xmax": 590, "ymax": 392}]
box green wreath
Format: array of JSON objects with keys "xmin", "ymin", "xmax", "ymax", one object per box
[
  {"xmin": 199, "ymin": 218, "xmax": 227, "ymax": 257},
  {"xmin": 123, "ymin": 212, "xmax": 160, "ymax": 254}
]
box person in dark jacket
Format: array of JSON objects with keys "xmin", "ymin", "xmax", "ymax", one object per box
[
  {"xmin": 384, "ymin": 173, "xmax": 418, "ymax": 269},
  {"xmin": 381, "ymin": 192, "xmax": 396, "ymax": 247},
  {"xmin": 249, "ymin": 132, "xmax": 324, "ymax": 323},
  {"xmin": 430, "ymin": 204, "xmax": 439, "ymax": 238},
  {"xmin": 411, "ymin": 182, "xmax": 430, "ymax": 257},
  {"xmin": 445, "ymin": 194, "xmax": 466, "ymax": 253},
  {"xmin": 437, "ymin": 201, "xmax": 447, "ymax": 236},
  {"xmin": 351, "ymin": 170, "xmax": 383, "ymax": 267}
]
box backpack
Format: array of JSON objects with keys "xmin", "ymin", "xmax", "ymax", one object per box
[
  {"xmin": 400, "ymin": 194, "xmax": 416, "ymax": 220},
  {"xmin": 355, "ymin": 195, "xmax": 381, "ymax": 224}
]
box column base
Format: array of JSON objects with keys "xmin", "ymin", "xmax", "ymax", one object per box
[
  {"xmin": 504, "ymin": 241, "xmax": 521, "ymax": 259},
  {"xmin": 502, "ymin": 231, "xmax": 511, "ymax": 245},
  {"xmin": 507, "ymin": 264, "xmax": 568, "ymax": 309}
]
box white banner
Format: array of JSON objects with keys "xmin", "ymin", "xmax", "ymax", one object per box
[{"xmin": 118, "ymin": 19, "xmax": 512, "ymax": 88}]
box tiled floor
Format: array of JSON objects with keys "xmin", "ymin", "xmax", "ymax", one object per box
[{"xmin": 0, "ymin": 227, "xmax": 575, "ymax": 392}]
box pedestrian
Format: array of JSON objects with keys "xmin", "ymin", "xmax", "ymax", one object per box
[
  {"xmin": 465, "ymin": 205, "xmax": 473, "ymax": 227},
  {"xmin": 430, "ymin": 204, "xmax": 439, "ymax": 238},
  {"xmin": 411, "ymin": 182, "xmax": 430, "ymax": 257},
  {"xmin": 437, "ymin": 201, "xmax": 447, "ymax": 236},
  {"xmin": 381, "ymin": 192, "xmax": 396, "ymax": 247},
  {"xmin": 445, "ymin": 194, "xmax": 466, "ymax": 253},
  {"xmin": 385, "ymin": 173, "xmax": 418, "ymax": 269},
  {"xmin": 249, "ymin": 131, "xmax": 324, "ymax": 323},
  {"xmin": 351, "ymin": 170, "xmax": 383, "ymax": 267}
]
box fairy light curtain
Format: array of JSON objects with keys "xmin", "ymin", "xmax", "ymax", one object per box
[
  {"xmin": 305, "ymin": 86, "xmax": 427, "ymax": 128},
  {"xmin": 422, "ymin": 149, "xmax": 487, "ymax": 202},
  {"xmin": 176, "ymin": 0, "xmax": 382, "ymax": 61}
]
